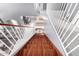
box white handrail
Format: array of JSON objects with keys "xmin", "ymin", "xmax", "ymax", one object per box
[
  {"xmin": 0, "ymin": 31, "xmax": 14, "ymax": 46},
  {"xmin": 58, "ymin": 3, "xmax": 73, "ymax": 35},
  {"xmin": 65, "ymin": 34, "xmax": 79, "ymax": 49},
  {"xmin": 68, "ymin": 45, "xmax": 79, "ymax": 54},
  {"xmin": 57, "ymin": 3, "xmax": 69, "ymax": 32},
  {"xmin": 62, "ymin": 25, "xmax": 76, "ymax": 44},
  {"xmin": 60, "ymin": 4, "xmax": 78, "ymax": 38}
]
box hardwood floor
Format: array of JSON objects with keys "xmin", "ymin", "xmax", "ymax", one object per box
[{"xmin": 16, "ymin": 34, "xmax": 62, "ymax": 56}]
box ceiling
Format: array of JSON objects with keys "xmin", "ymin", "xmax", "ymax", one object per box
[{"xmin": 0, "ymin": 3, "xmax": 38, "ymax": 24}]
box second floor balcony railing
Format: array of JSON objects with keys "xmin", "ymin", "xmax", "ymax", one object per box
[{"xmin": 0, "ymin": 23, "xmax": 35, "ymax": 56}]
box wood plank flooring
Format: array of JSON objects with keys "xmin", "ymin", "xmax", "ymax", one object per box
[{"xmin": 16, "ymin": 34, "xmax": 62, "ymax": 56}]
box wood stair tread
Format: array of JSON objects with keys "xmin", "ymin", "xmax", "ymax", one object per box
[{"xmin": 16, "ymin": 34, "xmax": 62, "ymax": 56}]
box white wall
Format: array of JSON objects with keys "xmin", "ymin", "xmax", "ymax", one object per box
[
  {"xmin": 0, "ymin": 3, "xmax": 37, "ymax": 24},
  {"xmin": 43, "ymin": 3, "xmax": 67, "ymax": 55},
  {"xmin": 44, "ymin": 16, "xmax": 66, "ymax": 55}
]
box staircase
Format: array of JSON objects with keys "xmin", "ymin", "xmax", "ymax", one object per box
[{"xmin": 16, "ymin": 34, "xmax": 62, "ymax": 56}]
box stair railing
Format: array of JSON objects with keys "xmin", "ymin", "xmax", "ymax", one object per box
[{"xmin": 0, "ymin": 23, "xmax": 35, "ymax": 56}]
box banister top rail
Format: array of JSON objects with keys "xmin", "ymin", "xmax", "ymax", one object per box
[{"xmin": 0, "ymin": 24, "xmax": 34, "ymax": 28}]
